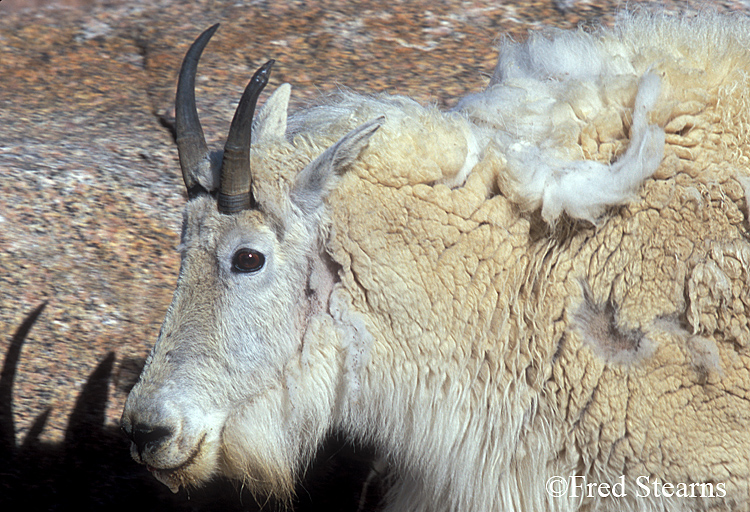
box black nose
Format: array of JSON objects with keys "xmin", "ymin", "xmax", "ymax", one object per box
[{"xmin": 122, "ymin": 423, "xmax": 173, "ymax": 455}]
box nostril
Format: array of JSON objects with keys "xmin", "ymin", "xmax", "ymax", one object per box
[{"xmin": 128, "ymin": 424, "xmax": 174, "ymax": 455}]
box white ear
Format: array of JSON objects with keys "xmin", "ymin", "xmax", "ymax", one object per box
[
  {"xmin": 291, "ymin": 116, "xmax": 384, "ymax": 213},
  {"xmin": 254, "ymin": 83, "xmax": 291, "ymax": 141}
]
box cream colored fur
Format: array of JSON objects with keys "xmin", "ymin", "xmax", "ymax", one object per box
[{"xmin": 123, "ymin": 11, "xmax": 750, "ymax": 511}]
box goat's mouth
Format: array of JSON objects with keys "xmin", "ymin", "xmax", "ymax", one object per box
[
  {"xmin": 144, "ymin": 434, "xmax": 207, "ymax": 493},
  {"xmin": 148, "ymin": 465, "xmax": 194, "ymax": 494}
]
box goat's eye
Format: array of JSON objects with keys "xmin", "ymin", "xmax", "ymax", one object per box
[{"xmin": 231, "ymin": 249, "xmax": 265, "ymax": 273}]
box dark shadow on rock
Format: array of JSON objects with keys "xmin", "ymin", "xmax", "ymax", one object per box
[
  {"xmin": 0, "ymin": 301, "xmax": 47, "ymax": 460},
  {"xmin": 0, "ymin": 302, "xmax": 386, "ymax": 511}
]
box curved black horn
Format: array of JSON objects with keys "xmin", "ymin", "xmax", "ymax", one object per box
[
  {"xmin": 218, "ymin": 60, "xmax": 274, "ymax": 214},
  {"xmin": 175, "ymin": 24, "xmax": 218, "ymax": 197}
]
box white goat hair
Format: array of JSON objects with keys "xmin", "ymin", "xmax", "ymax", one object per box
[
  {"xmin": 458, "ymin": 37, "xmax": 666, "ymax": 224},
  {"xmin": 122, "ymin": 11, "xmax": 750, "ymax": 512}
]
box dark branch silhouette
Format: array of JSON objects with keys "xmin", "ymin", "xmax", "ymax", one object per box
[{"xmin": 0, "ymin": 301, "xmax": 47, "ymax": 459}]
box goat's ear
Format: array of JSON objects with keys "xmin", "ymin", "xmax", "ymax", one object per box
[
  {"xmin": 254, "ymin": 83, "xmax": 291, "ymax": 141},
  {"xmin": 291, "ymin": 116, "xmax": 384, "ymax": 213}
]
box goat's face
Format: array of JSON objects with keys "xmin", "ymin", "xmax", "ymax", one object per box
[
  {"xmin": 120, "ymin": 25, "xmax": 381, "ymax": 497},
  {"xmin": 122, "ymin": 196, "xmax": 320, "ymax": 495}
]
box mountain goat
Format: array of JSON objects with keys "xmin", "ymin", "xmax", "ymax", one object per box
[{"xmin": 122, "ymin": 11, "xmax": 750, "ymax": 512}]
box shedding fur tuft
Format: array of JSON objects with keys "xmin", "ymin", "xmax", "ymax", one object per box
[
  {"xmin": 573, "ymin": 282, "xmax": 654, "ymax": 365},
  {"xmin": 457, "ymin": 30, "xmax": 667, "ymax": 225}
]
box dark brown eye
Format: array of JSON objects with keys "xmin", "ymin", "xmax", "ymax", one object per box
[{"xmin": 232, "ymin": 249, "xmax": 265, "ymax": 273}]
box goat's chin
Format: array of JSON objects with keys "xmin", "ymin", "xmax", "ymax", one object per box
[
  {"xmin": 145, "ymin": 436, "xmax": 222, "ymax": 494},
  {"xmin": 149, "ymin": 465, "xmax": 209, "ymax": 494},
  {"xmin": 217, "ymin": 403, "xmax": 299, "ymax": 500}
]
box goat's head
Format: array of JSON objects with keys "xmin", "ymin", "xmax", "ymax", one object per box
[{"xmin": 120, "ymin": 25, "xmax": 382, "ymax": 497}]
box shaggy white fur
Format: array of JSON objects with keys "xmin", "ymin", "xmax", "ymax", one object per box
[
  {"xmin": 456, "ymin": 36, "xmax": 666, "ymax": 224},
  {"xmin": 123, "ymin": 10, "xmax": 750, "ymax": 512}
]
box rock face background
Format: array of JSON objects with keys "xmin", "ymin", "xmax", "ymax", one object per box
[{"xmin": 1, "ymin": 0, "xmax": 748, "ymax": 510}]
